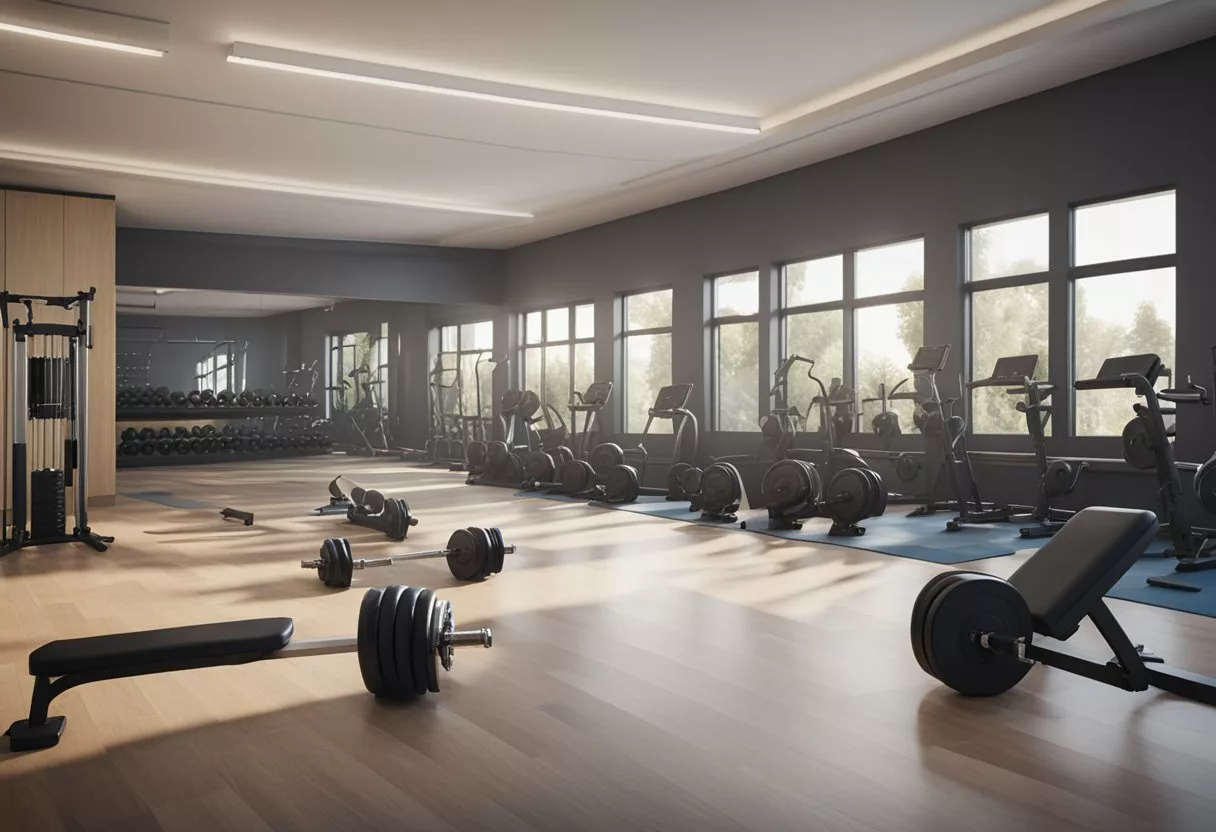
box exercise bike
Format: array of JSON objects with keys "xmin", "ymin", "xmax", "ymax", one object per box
[
  {"xmin": 526, "ymin": 381, "xmax": 614, "ymax": 493},
  {"xmin": 592, "ymin": 383, "xmax": 700, "ymax": 504}
]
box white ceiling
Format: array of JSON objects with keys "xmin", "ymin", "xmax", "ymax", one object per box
[
  {"xmin": 116, "ymin": 287, "xmax": 332, "ymax": 317},
  {"xmin": 1, "ymin": 0, "xmax": 1214, "ymax": 248}
]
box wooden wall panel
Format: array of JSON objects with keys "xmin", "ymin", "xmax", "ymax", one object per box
[{"xmin": 65, "ymin": 197, "xmax": 116, "ymax": 500}]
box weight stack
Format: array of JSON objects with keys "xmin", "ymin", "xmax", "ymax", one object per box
[{"xmin": 30, "ymin": 468, "xmax": 66, "ymax": 539}]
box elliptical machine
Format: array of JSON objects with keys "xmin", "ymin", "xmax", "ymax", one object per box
[
  {"xmin": 527, "ymin": 381, "xmax": 613, "ymax": 492},
  {"xmin": 1196, "ymin": 345, "xmax": 1216, "ymax": 518},
  {"xmin": 469, "ymin": 390, "xmax": 541, "ymax": 486},
  {"xmin": 593, "ymin": 383, "xmax": 699, "ymax": 504}
]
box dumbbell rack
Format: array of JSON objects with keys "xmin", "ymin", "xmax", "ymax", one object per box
[{"xmin": 116, "ymin": 406, "xmax": 319, "ymax": 421}]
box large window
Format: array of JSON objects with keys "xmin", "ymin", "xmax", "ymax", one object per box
[
  {"xmin": 432, "ymin": 321, "xmax": 494, "ymax": 428},
  {"xmin": 780, "ymin": 241, "xmax": 923, "ymax": 432},
  {"xmin": 966, "ymin": 213, "xmax": 1051, "ymax": 434},
  {"xmin": 328, "ymin": 331, "xmax": 375, "ymax": 414},
  {"xmin": 1072, "ymin": 191, "xmax": 1176, "ymax": 436},
  {"xmin": 194, "ymin": 347, "xmax": 234, "ymax": 393},
  {"xmin": 522, "ymin": 304, "xmax": 594, "ymax": 418},
  {"xmin": 622, "ymin": 289, "xmax": 672, "ymax": 433},
  {"xmin": 711, "ymin": 271, "xmax": 760, "ymax": 431}
]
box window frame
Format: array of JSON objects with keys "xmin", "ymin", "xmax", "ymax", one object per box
[
  {"xmin": 777, "ymin": 235, "xmax": 927, "ymax": 432},
  {"xmin": 962, "ymin": 210, "xmax": 1052, "ymax": 436},
  {"xmin": 620, "ymin": 287, "xmax": 674, "ymax": 434},
  {"xmin": 1067, "ymin": 186, "xmax": 1177, "ymax": 437},
  {"xmin": 430, "ymin": 320, "xmax": 495, "ymax": 426},
  {"xmin": 519, "ymin": 303, "xmax": 595, "ymax": 411},
  {"xmin": 709, "ymin": 269, "xmax": 761, "ymax": 432}
]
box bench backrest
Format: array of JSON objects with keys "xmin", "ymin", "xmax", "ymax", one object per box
[{"xmin": 1008, "ymin": 507, "xmax": 1157, "ymax": 640}]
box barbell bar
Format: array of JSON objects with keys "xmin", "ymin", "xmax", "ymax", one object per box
[{"xmin": 302, "ymin": 526, "xmax": 516, "ymax": 588}]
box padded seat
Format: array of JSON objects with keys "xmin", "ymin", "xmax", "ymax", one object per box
[
  {"xmin": 29, "ymin": 618, "xmax": 294, "ymax": 677},
  {"xmin": 1009, "ymin": 507, "xmax": 1157, "ymax": 640}
]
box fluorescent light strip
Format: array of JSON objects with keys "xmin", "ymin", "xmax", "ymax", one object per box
[
  {"xmin": 227, "ymin": 46, "xmax": 759, "ymax": 135},
  {"xmin": 0, "ymin": 22, "xmax": 164, "ymax": 57},
  {"xmin": 0, "ymin": 146, "xmax": 533, "ymax": 219}
]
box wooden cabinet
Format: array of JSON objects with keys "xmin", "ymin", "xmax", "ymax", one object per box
[{"xmin": 1, "ymin": 190, "xmax": 116, "ymax": 506}]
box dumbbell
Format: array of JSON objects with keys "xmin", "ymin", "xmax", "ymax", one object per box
[
  {"xmin": 217, "ymin": 390, "xmax": 236, "ymax": 406},
  {"xmin": 120, "ymin": 427, "xmax": 138, "ymax": 442},
  {"xmin": 156, "ymin": 438, "xmax": 173, "ymax": 455},
  {"xmin": 138, "ymin": 427, "xmax": 156, "ymax": 441},
  {"xmin": 348, "ymin": 490, "xmax": 418, "ymax": 540},
  {"xmin": 119, "ymin": 440, "xmax": 140, "ymax": 456},
  {"xmin": 170, "ymin": 391, "xmax": 187, "ymax": 407},
  {"xmin": 200, "ymin": 389, "xmax": 216, "ymax": 406},
  {"xmin": 174, "ymin": 437, "xmax": 191, "ymax": 454},
  {"xmin": 303, "ymin": 527, "xmax": 515, "ymax": 588},
  {"xmin": 187, "ymin": 390, "xmax": 203, "ymax": 407}
]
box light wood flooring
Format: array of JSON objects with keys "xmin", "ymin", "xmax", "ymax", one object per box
[{"xmin": 2, "ymin": 455, "xmax": 1216, "ymax": 831}]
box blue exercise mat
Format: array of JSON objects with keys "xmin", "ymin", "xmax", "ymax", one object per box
[
  {"xmin": 1106, "ymin": 558, "xmax": 1216, "ymax": 617},
  {"xmin": 122, "ymin": 491, "xmax": 212, "ymax": 510}
]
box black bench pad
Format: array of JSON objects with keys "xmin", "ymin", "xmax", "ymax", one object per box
[
  {"xmin": 1009, "ymin": 507, "xmax": 1157, "ymax": 640},
  {"xmin": 29, "ymin": 618, "xmax": 295, "ymax": 677}
]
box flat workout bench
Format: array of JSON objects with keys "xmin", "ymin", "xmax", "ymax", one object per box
[
  {"xmin": 912, "ymin": 507, "xmax": 1216, "ymax": 705},
  {"xmin": 5, "ymin": 585, "xmax": 491, "ymax": 751}
]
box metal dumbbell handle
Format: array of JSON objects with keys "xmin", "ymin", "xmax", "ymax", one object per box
[
  {"xmin": 300, "ymin": 543, "xmax": 517, "ymax": 571},
  {"xmin": 267, "ymin": 627, "xmax": 492, "ymax": 659}
]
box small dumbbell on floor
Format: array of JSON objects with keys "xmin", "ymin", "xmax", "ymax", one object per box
[{"xmin": 302, "ymin": 527, "xmax": 516, "ymax": 588}]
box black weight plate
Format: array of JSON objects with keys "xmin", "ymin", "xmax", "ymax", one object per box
[
  {"xmin": 604, "ymin": 464, "xmax": 640, "ymax": 503},
  {"xmin": 357, "ymin": 588, "xmax": 386, "ymax": 697},
  {"xmin": 910, "ymin": 571, "xmax": 967, "ymax": 679},
  {"xmin": 761, "ymin": 459, "xmax": 814, "ymax": 510},
  {"xmin": 700, "ymin": 462, "xmax": 742, "ymax": 512},
  {"xmin": 466, "ymin": 440, "xmax": 487, "ymax": 467},
  {"xmin": 589, "ymin": 442, "xmax": 625, "ymax": 470},
  {"xmin": 501, "ymin": 389, "xmax": 523, "ymax": 412},
  {"xmin": 552, "ymin": 446, "xmax": 574, "ymax": 466},
  {"xmin": 364, "ymin": 490, "xmax": 386, "ymax": 514},
  {"xmin": 486, "ymin": 440, "xmax": 509, "ymax": 466},
  {"xmin": 895, "ymin": 454, "xmax": 922, "ymax": 483},
  {"xmin": 559, "ymin": 459, "xmax": 595, "ymax": 493},
  {"xmin": 377, "ymin": 585, "xmax": 408, "ymax": 698},
  {"xmin": 667, "ymin": 462, "xmax": 693, "ymax": 498},
  {"xmin": 922, "ymin": 573, "xmax": 1033, "ymax": 696},
  {"xmin": 470, "ymin": 526, "xmax": 494, "ymax": 582},
  {"xmin": 396, "ymin": 499, "xmax": 415, "ymax": 538},
  {"xmin": 507, "ymin": 453, "xmax": 525, "ymax": 483},
  {"xmin": 858, "ymin": 467, "xmax": 887, "ymax": 517},
  {"xmin": 410, "ymin": 588, "xmax": 435, "ymax": 697},
  {"xmin": 1197, "ymin": 456, "xmax": 1216, "ymax": 513},
  {"xmin": 317, "ymin": 539, "xmax": 338, "ymax": 586},
  {"xmin": 446, "ymin": 528, "xmax": 485, "ymax": 581},
  {"xmin": 825, "ymin": 468, "xmax": 873, "ymax": 526},
  {"xmin": 680, "ymin": 466, "xmax": 703, "ymax": 498},
  {"xmin": 382, "ymin": 498, "xmax": 407, "ymax": 541},
  {"xmin": 525, "ymin": 450, "xmax": 555, "ymax": 481},
  {"xmin": 487, "ymin": 527, "xmax": 506, "ymax": 575},
  {"xmin": 1121, "ymin": 417, "xmax": 1156, "ymax": 470}
]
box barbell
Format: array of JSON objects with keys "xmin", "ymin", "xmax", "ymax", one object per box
[{"xmin": 303, "ymin": 527, "xmax": 516, "ymax": 588}]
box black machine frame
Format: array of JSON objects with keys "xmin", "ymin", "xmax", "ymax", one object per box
[{"xmin": 1, "ymin": 289, "xmax": 112, "ymax": 556}]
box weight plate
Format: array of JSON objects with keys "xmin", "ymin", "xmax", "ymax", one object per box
[
  {"xmin": 1196, "ymin": 455, "xmax": 1216, "ymax": 513},
  {"xmin": 700, "ymin": 462, "xmax": 742, "ymax": 512},
  {"xmin": 858, "ymin": 466, "xmax": 887, "ymax": 518},
  {"xmin": 895, "ymin": 454, "xmax": 922, "ymax": 483},
  {"xmin": 382, "ymin": 498, "xmax": 406, "ymax": 541},
  {"xmin": 589, "ymin": 442, "xmax": 625, "ymax": 470},
  {"xmin": 501, "ymin": 389, "xmax": 523, "ymax": 412},
  {"xmin": 1121, "ymin": 417, "xmax": 1157, "ymax": 470},
  {"xmin": 559, "ymin": 459, "xmax": 595, "ymax": 493},
  {"xmin": 920, "ymin": 573, "xmax": 1033, "ymax": 697},
  {"xmin": 364, "ymin": 490, "xmax": 386, "ymax": 515},
  {"xmin": 467, "ymin": 440, "xmax": 487, "ymax": 467},
  {"xmin": 603, "ymin": 464, "xmax": 641, "ymax": 503},
  {"xmin": 825, "ymin": 467, "xmax": 873, "ymax": 526},
  {"xmin": 470, "ymin": 527, "xmax": 494, "ymax": 582},
  {"xmin": 427, "ymin": 599, "xmax": 449, "ymax": 693},
  {"xmin": 525, "ymin": 450, "xmax": 556, "ymax": 482},
  {"xmin": 667, "ymin": 462, "xmax": 693, "ymax": 498},
  {"xmin": 486, "ymin": 440, "xmax": 509, "ymax": 466},
  {"xmin": 1042, "ymin": 460, "xmax": 1074, "ymax": 499},
  {"xmin": 910, "ymin": 571, "xmax": 968, "ymax": 679},
  {"xmin": 487, "ymin": 527, "xmax": 506, "ymax": 575},
  {"xmin": 377, "ymin": 585, "xmax": 408, "ymax": 698},
  {"xmin": 410, "ymin": 588, "xmax": 435, "ymax": 698},
  {"xmin": 679, "ymin": 466, "xmax": 703, "ymax": 498},
  {"xmin": 507, "ymin": 453, "xmax": 525, "ymax": 484},
  {"xmin": 552, "ymin": 446, "xmax": 574, "ymax": 466},
  {"xmin": 446, "ymin": 528, "xmax": 485, "ymax": 581},
  {"xmin": 397, "ymin": 499, "xmax": 416, "ymax": 538},
  {"xmin": 761, "ymin": 459, "xmax": 816, "ymax": 510},
  {"xmin": 357, "ymin": 588, "xmax": 386, "ymax": 697}
]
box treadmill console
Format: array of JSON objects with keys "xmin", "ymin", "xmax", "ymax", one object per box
[
  {"xmin": 651, "ymin": 383, "xmax": 694, "ymax": 413},
  {"xmin": 970, "ymin": 354, "xmax": 1039, "ymax": 388},
  {"xmin": 908, "ymin": 345, "xmax": 950, "ymax": 373},
  {"xmin": 1092, "ymin": 354, "xmax": 1164, "ymax": 385},
  {"xmin": 576, "ymin": 381, "xmax": 613, "ymax": 409}
]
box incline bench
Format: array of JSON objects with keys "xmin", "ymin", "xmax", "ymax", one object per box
[
  {"xmin": 6, "ymin": 586, "xmax": 492, "ymax": 751},
  {"xmin": 911, "ymin": 506, "xmax": 1216, "ymax": 706}
]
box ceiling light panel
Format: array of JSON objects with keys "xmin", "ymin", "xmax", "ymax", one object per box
[
  {"xmin": 0, "ymin": 0, "xmax": 168, "ymax": 56},
  {"xmin": 228, "ymin": 42, "xmax": 760, "ymax": 134}
]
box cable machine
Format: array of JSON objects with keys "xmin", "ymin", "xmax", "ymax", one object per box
[{"xmin": 1, "ymin": 289, "xmax": 112, "ymax": 556}]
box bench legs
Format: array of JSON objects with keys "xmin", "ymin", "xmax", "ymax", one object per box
[{"xmin": 5, "ymin": 675, "xmax": 66, "ymax": 751}]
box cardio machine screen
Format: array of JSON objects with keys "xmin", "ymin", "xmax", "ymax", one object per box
[{"xmin": 909, "ymin": 345, "xmax": 950, "ymax": 373}]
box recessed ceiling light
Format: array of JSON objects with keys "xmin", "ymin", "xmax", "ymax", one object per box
[{"xmin": 228, "ymin": 43, "xmax": 760, "ymax": 135}]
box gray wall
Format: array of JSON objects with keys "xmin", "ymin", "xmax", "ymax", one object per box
[
  {"xmin": 499, "ymin": 37, "xmax": 1216, "ymax": 513},
  {"xmin": 116, "ymin": 313, "xmax": 297, "ymax": 393},
  {"xmin": 117, "ymin": 229, "xmax": 504, "ymax": 305}
]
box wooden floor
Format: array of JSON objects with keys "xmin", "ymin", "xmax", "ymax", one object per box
[{"xmin": 3, "ymin": 456, "xmax": 1216, "ymax": 831}]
